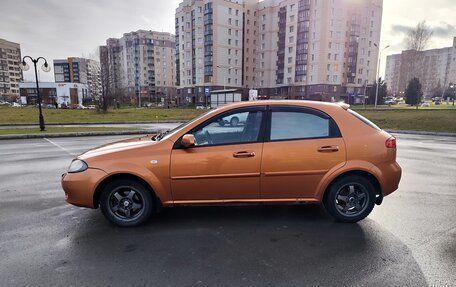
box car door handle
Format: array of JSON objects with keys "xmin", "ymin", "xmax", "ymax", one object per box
[
  {"xmin": 233, "ymin": 151, "xmax": 256, "ymax": 158},
  {"xmin": 318, "ymin": 146, "xmax": 339, "ymax": 153}
]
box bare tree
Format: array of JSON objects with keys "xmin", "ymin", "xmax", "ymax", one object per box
[
  {"xmin": 406, "ymin": 20, "xmax": 433, "ymax": 51},
  {"xmin": 99, "ymin": 46, "xmax": 113, "ymax": 112}
]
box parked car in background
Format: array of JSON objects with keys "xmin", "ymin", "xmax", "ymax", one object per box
[
  {"xmin": 87, "ymin": 105, "xmax": 97, "ymax": 110},
  {"xmin": 62, "ymin": 100, "xmax": 402, "ymax": 227},
  {"xmin": 218, "ymin": 112, "xmax": 248, "ymax": 126},
  {"xmin": 384, "ymin": 99, "xmax": 396, "ymax": 105},
  {"xmin": 11, "ymin": 102, "xmax": 22, "ymax": 107},
  {"xmin": 196, "ymin": 104, "xmax": 206, "ymax": 110},
  {"xmin": 77, "ymin": 104, "xmax": 88, "ymax": 110},
  {"xmin": 0, "ymin": 100, "xmax": 10, "ymax": 106}
]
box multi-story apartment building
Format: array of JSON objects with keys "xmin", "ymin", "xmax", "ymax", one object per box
[
  {"xmin": 100, "ymin": 30, "xmax": 176, "ymax": 105},
  {"xmin": 175, "ymin": 0, "xmax": 383, "ymax": 104},
  {"xmin": 0, "ymin": 38, "xmax": 23, "ymax": 99},
  {"xmin": 54, "ymin": 57, "xmax": 101, "ymax": 103},
  {"xmin": 384, "ymin": 53, "xmax": 401, "ymax": 96},
  {"xmin": 385, "ymin": 37, "xmax": 456, "ymax": 98},
  {"xmin": 176, "ymin": 0, "xmax": 245, "ymax": 104}
]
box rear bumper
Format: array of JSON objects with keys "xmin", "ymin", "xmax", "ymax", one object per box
[
  {"xmin": 61, "ymin": 168, "xmax": 107, "ymax": 208},
  {"xmin": 372, "ymin": 162, "xmax": 402, "ymax": 197}
]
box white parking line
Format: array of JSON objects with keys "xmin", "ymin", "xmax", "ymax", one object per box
[{"xmin": 43, "ymin": 138, "xmax": 76, "ymax": 156}]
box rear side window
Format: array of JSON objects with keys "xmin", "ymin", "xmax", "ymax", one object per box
[
  {"xmin": 271, "ymin": 112, "xmax": 329, "ymax": 140},
  {"xmin": 348, "ymin": 109, "xmax": 381, "ymax": 130}
]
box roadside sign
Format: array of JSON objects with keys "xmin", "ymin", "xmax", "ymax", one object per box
[{"xmin": 249, "ymin": 89, "xmax": 258, "ymax": 101}]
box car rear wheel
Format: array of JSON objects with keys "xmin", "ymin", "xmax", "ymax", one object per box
[
  {"xmin": 100, "ymin": 179, "xmax": 154, "ymax": 227},
  {"xmin": 324, "ymin": 175, "xmax": 376, "ymax": 223}
]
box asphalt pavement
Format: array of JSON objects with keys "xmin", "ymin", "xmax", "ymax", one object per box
[{"xmin": 0, "ymin": 134, "xmax": 455, "ymax": 286}]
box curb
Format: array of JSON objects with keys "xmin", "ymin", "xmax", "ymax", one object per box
[
  {"xmin": 0, "ymin": 129, "xmax": 162, "ymax": 140},
  {"xmin": 0, "ymin": 121, "xmax": 184, "ymax": 127},
  {"xmin": 386, "ymin": 130, "xmax": 456, "ymax": 137}
]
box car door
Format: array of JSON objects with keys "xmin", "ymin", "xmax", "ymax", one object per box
[
  {"xmin": 260, "ymin": 106, "xmax": 346, "ymax": 200},
  {"xmin": 170, "ymin": 106, "xmax": 267, "ymax": 202}
]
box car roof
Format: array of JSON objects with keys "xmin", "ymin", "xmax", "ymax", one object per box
[{"xmin": 215, "ymin": 100, "xmax": 349, "ymax": 112}]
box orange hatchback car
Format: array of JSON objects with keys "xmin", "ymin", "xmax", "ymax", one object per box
[{"xmin": 62, "ymin": 101, "xmax": 401, "ymax": 226}]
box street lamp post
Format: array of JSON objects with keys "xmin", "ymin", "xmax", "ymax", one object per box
[
  {"xmin": 450, "ymin": 84, "xmax": 456, "ymax": 106},
  {"xmin": 373, "ymin": 44, "xmax": 390, "ymax": 109},
  {"xmin": 20, "ymin": 56, "xmax": 51, "ymax": 131}
]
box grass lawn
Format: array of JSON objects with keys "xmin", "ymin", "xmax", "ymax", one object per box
[
  {"xmin": 0, "ymin": 105, "xmax": 454, "ymax": 134},
  {"xmin": 356, "ymin": 109, "xmax": 456, "ymax": 133},
  {"xmin": 0, "ymin": 106, "xmax": 205, "ymax": 124},
  {"xmin": 0, "ymin": 126, "xmax": 141, "ymax": 136}
]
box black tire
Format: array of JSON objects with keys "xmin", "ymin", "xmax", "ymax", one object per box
[
  {"xmin": 323, "ymin": 175, "xmax": 376, "ymax": 223},
  {"xmin": 230, "ymin": 117, "xmax": 239, "ymax": 127},
  {"xmin": 100, "ymin": 179, "xmax": 154, "ymax": 227}
]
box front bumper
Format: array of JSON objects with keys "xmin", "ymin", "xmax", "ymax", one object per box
[{"xmin": 61, "ymin": 168, "xmax": 108, "ymax": 208}]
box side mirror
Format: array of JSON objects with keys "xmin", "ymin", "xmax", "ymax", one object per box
[{"xmin": 181, "ymin": 134, "xmax": 195, "ymax": 148}]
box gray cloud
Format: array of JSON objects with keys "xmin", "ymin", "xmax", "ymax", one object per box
[
  {"xmin": 1, "ymin": 0, "xmax": 180, "ymax": 81},
  {"xmin": 390, "ymin": 22, "xmax": 456, "ymax": 39}
]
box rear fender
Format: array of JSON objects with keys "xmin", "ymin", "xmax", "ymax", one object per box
[{"xmin": 315, "ymin": 160, "xmax": 378, "ymax": 201}]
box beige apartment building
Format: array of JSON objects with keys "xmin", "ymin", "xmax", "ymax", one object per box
[
  {"xmin": 176, "ymin": 0, "xmax": 245, "ymax": 104},
  {"xmin": 175, "ymin": 0, "xmax": 383, "ymax": 104},
  {"xmin": 0, "ymin": 38, "xmax": 23, "ymax": 99},
  {"xmin": 385, "ymin": 37, "xmax": 456, "ymax": 99},
  {"xmin": 100, "ymin": 30, "xmax": 176, "ymax": 105}
]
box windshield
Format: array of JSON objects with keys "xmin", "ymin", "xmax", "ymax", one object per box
[{"xmin": 157, "ymin": 108, "xmax": 218, "ymax": 141}]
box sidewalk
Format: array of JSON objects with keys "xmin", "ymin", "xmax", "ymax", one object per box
[{"xmin": 0, "ymin": 120, "xmax": 183, "ymax": 127}]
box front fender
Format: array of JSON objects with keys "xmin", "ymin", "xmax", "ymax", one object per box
[{"xmin": 98, "ymin": 162, "xmax": 172, "ymax": 205}]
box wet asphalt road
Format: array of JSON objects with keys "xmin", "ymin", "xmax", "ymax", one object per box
[{"xmin": 0, "ymin": 134, "xmax": 454, "ymax": 286}]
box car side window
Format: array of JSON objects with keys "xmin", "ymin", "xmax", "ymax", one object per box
[
  {"xmin": 270, "ymin": 111, "xmax": 330, "ymax": 141},
  {"xmin": 192, "ymin": 110, "xmax": 264, "ymax": 147}
]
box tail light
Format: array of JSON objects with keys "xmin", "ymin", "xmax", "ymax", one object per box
[{"xmin": 385, "ymin": 137, "xmax": 397, "ymax": 149}]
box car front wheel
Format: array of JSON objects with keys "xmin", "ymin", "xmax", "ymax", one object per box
[
  {"xmin": 100, "ymin": 179, "xmax": 154, "ymax": 227},
  {"xmin": 230, "ymin": 117, "xmax": 239, "ymax": 127},
  {"xmin": 323, "ymin": 175, "xmax": 376, "ymax": 223}
]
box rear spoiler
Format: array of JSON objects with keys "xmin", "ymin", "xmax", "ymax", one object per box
[{"xmin": 337, "ymin": 102, "xmax": 350, "ymax": 110}]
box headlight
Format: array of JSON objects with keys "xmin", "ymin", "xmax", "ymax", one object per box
[{"xmin": 68, "ymin": 159, "xmax": 88, "ymax": 173}]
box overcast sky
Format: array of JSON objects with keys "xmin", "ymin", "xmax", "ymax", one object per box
[{"xmin": 1, "ymin": 0, "xmax": 455, "ymax": 82}]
